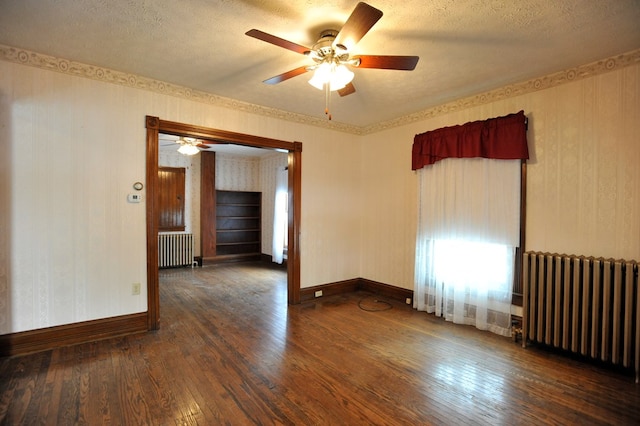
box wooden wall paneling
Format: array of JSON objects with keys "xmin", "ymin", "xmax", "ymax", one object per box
[
  {"xmin": 200, "ymin": 152, "xmax": 217, "ymax": 259},
  {"xmin": 158, "ymin": 167, "xmax": 186, "ymax": 232}
]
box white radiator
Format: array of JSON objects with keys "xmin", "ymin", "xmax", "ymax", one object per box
[
  {"xmin": 523, "ymin": 252, "xmax": 639, "ymax": 383},
  {"xmin": 158, "ymin": 233, "xmax": 194, "ymax": 268}
]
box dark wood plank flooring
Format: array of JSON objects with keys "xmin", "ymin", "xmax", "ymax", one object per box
[{"xmin": 1, "ymin": 262, "xmax": 640, "ymax": 425}]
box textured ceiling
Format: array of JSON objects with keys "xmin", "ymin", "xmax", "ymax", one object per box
[{"xmin": 1, "ymin": 0, "xmax": 639, "ymax": 129}]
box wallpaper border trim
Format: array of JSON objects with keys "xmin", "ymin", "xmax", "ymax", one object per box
[
  {"xmin": 369, "ymin": 50, "xmax": 640, "ymax": 134},
  {"xmin": 1, "ymin": 44, "xmax": 638, "ymax": 135}
]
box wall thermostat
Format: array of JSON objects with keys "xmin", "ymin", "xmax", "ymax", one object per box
[{"xmin": 127, "ymin": 193, "xmax": 142, "ymax": 203}]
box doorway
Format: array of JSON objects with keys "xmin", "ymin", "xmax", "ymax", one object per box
[{"xmin": 145, "ymin": 116, "xmax": 302, "ymax": 330}]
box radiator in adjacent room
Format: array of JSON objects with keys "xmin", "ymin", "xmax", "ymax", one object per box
[
  {"xmin": 158, "ymin": 233, "xmax": 194, "ymax": 268},
  {"xmin": 522, "ymin": 252, "xmax": 639, "ymax": 383}
]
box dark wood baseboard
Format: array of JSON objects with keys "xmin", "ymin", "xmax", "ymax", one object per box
[
  {"xmin": 300, "ymin": 278, "xmax": 360, "ymax": 302},
  {"xmin": 358, "ymin": 278, "xmax": 414, "ymax": 304},
  {"xmin": 0, "ymin": 312, "xmax": 148, "ymax": 357},
  {"xmin": 1, "ymin": 276, "xmax": 412, "ymax": 357},
  {"xmin": 300, "ymin": 278, "xmax": 414, "ymax": 304},
  {"xmin": 201, "ymin": 254, "xmax": 286, "ymax": 268},
  {"xmin": 201, "ymin": 253, "xmax": 262, "ymax": 265}
]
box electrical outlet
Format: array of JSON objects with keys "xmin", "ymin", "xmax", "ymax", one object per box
[
  {"xmin": 405, "ymin": 298, "xmax": 412, "ymax": 305},
  {"xmin": 314, "ymin": 290, "xmax": 323, "ymax": 298},
  {"xmin": 132, "ymin": 283, "xmax": 141, "ymax": 295}
]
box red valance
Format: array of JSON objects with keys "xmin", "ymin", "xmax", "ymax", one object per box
[{"xmin": 412, "ymin": 110, "xmax": 529, "ymax": 170}]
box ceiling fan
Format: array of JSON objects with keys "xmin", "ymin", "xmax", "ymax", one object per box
[
  {"xmin": 246, "ymin": 2, "xmax": 419, "ymax": 119},
  {"xmin": 160, "ymin": 135, "xmax": 211, "ymax": 156}
]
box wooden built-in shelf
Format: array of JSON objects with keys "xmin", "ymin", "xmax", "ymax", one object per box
[{"xmin": 215, "ymin": 190, "xmax": 262, "ymax": 260}]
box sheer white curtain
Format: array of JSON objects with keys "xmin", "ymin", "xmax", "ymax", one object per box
[
  {"xmin": 272, "ymin": 166, "xmax": 288, "ymax": 264},
  {"xmin": 414, "ymin": 158, "xmax": 521, "ymax": 336}
]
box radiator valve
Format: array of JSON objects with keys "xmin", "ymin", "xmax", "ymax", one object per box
[{"xmin": 511, "ymin": 318, "xmax": 523, "ymax": 343}]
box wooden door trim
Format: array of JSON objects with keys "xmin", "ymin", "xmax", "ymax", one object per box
[{"xmin": 145, "ymin": 116, "xmax": 302, "ymax": 330}]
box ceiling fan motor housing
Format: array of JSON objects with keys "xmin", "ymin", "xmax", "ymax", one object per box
[{"xmin": 311, "ymin": 30, "xmax": 350, "ymax": 64}]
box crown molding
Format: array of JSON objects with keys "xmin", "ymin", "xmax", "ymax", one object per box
[
  {"xmin": 1, "ymin": 44, "xmax": 638, "ymax": 136},
  {"xmin": 0, "ymin": 44, "xmax": 360, "ymax": 134},
  {"xmin": 362, "ymin": 49, "xmax": 640, "ymax": 134}
]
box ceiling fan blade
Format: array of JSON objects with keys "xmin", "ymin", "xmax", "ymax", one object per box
[
  {"xmin": 263, "ymin": 66, "xmax": 310, "ymax": 85},
  {"xmin": 338, "ymin": 82, "xmax": 356, "ymax": 97},
  {"xmin": 352, "ymin": 55, "xmax": 419, "ymax": 70},
  {"xmin": 334, "ymin": 2, "xmax": 383, "ymax": 51},
  {"xmin": 245, "ymin": 29, "xmax": 311, "ymax": 55}
]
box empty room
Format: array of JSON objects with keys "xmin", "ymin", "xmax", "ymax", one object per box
[{"xmin": 1, "ymin": 1, "xmax": 640, "ymax": 424}]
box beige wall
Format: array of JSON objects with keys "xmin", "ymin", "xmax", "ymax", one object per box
[
  {"xmin": 1, "ymin": 53, "xmax": 638, "ymax": 334},
  {"xmin": 360, "ymin": 62, "xmax": 640, "ymax": 290},
  {"xmin": 0, "ymin": 59, "xmax": 359, "ymax": 334}
]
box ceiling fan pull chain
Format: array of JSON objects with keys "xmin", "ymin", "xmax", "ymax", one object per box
[{"xmin": 325, "ymin": 83, "xmax": 332, "ymax": 120}]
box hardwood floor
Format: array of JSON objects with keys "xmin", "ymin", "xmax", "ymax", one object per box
[{"xmin": 1, "ymin": 262, "xmax": 639, "ymax": 425}]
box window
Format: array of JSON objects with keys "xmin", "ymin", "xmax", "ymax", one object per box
[
  {"xmin": 414, "ymin": 158, "xmax": 521, "ymax": 336},
  {"xmin": 412, "ymin": 111, "xmax": 528, "ymax": 336},
  {"xmin": 432, "ymin": 239, "xmax": 511, "ymax": 293},
  {"xmin": 272, "ymin": 166, "xmax": 288, "ymax": 263}
]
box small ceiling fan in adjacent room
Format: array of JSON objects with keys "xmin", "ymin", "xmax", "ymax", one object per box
[
  {"xmin": 246, "ymin": 2, "xmax": 419, "ymax": 119},
  {"xmin": 159, "ymin": 135, "xmax": 212, "ymax": 156}
]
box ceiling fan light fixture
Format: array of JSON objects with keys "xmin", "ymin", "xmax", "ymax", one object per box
[
  {"xmin": 308, "ymin": 62, "xmax": 354, "ymax": 91},
  {"xmin": 177, "ymin": 143, "xmax": 200, "ymax": 156},
  {"xmin": 333, "ymin": 64, "xmax": 354, "ymax": 88}
]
